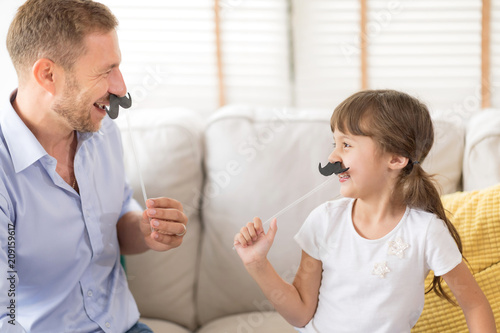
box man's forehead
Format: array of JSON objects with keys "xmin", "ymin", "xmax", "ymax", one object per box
[{"xmin": 81, "ymin": 30, "xmax": 121, "ymax": 69}]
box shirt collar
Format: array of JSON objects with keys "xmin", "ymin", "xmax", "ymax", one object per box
[
  {"xmin": 1, "ymin": 90, "xmax": 105, "ymax": 173},
  {"xmin": 0, "ymin": 90, "xmax": 48, "ymax": 173}
]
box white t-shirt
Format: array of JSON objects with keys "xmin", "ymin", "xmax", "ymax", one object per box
[{"xmin": 294, "ymin": 198, "xmax": 462, "ymax": 333}]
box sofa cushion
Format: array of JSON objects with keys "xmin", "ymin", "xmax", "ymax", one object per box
[
  {"xmin": 140, "ymin": 317, "xmax": 191, "ymax": 333},
  {"xmin": 196, "ymin": 311, "xmax": 296, "ymax": 333},
  {"xmin": 463, "ymin": 109, "xmax": 500, "ymax": 191},
  {"xmin": 197, "ymin": 105, "xmax": 465, "ymax": 325},
  {"xmin": 412, "ymin": 183, "xmax": 500, "ymax": 332},
  {"xmin": 116, "ymin": 108, "xmax": 204, "ymax": 331},
  {"xmin": 425, "ymin": 114, "xmax": 465, "ymax": 194}
]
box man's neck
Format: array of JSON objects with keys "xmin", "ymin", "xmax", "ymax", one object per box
[{"xmin": 12, "ymin": 87, "xmax": 75, "ymax": 155}]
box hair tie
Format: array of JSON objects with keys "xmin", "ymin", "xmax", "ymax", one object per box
[{"xmin": 412, "ymin": 161, "xmax": 420, "ymax": 165}]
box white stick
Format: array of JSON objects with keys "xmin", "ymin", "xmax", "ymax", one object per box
[
  {"xmin": 233, "ymin": 177, "xmax": 337, "ymax": 249},
  {"xmin": 125, "ymin": 109, "xmax": 152, "ymax": 232},
  {"xmin": 261, "ymin": 177, "xmax": 335, "ymax": 226}
]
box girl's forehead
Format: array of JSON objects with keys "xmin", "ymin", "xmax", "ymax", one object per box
[{"xmin": 332, "ymin": 129, "xmax": 353, "ymax": 139}]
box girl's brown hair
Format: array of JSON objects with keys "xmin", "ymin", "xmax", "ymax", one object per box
[{"xmin": 331, "ymin": 89, "xmax": 463, "ymax": 304}]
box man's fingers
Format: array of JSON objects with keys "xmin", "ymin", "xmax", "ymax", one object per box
[
  {"xmin": 141, "ymin": 210, "xmax": 150, "ymax": 225},
  {"xmin": 150, "ymin": 231, "xmax": 183, "ymax": 248},
  {"xmin": 150, "ymin": 220, "xmax": 187, "ymax": 236},
  {"xmin": 146, "ymin": 197, "xmax": 184, "ymax": 212},
  {"xmin": 147, "ymin": 207, "xmax": 187, "ymax": 223}
]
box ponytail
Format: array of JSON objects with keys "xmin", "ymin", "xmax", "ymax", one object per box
[{"xmin": 397, "ymin": 162, "xmax": 463, "ymax": 304}]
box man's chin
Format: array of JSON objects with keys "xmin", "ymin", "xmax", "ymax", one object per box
[{"xmin": 74, "ymin": 119, "xmax": 103, "ymax": 133}]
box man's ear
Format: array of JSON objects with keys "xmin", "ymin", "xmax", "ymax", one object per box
[
  {"xmin": 32, "ymin": 58, "xmax": 58, "ymax": 95},
  {"xmin": 388, "ymin": 154, "xmax": 409, "ymax": 171}
]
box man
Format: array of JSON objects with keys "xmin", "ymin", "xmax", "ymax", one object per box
[{"xmin": 0, "ymin": 0, "xmax": 187, "ymax": 332}]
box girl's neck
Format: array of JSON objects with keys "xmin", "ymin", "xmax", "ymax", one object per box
[{"xmin": 351, "ymin": 196, "xmax": 406, "ymax": 240}]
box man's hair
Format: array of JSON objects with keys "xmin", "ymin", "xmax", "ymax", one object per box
[{"xmin": 6, "ymin": 0, "xmax": 118, "ymax": 80}]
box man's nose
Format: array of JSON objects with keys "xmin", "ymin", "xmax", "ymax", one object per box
[{"xmin": 108, "ymin": 68, "xmax": 127, "ymax": 97}]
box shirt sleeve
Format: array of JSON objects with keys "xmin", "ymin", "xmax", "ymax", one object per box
[
  {"xmin": 119, "ymin": 179, "xmax": 142, "ymax": 219},
  {"xmin": 424, "ymin": 216, "xmax": 463, "ymax": 276},
  {"xmin": 0, "ymin": 193, "xmax": 16, "ymax": 326},
  {"xmin": 294, "ymin": 203, "xmax": 329, "ymax": 260}
]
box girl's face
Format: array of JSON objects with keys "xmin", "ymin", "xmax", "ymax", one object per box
[{"xmin": 328, "ymin": 129, "xmax": 395, "ymax": 200}]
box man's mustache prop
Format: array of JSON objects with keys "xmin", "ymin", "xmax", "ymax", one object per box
[
  {"xmin": 106, "ymin": 93, "xmax": 132, "ymax": 119},
  {"xmin": 318, "ymin": 161, "xmax": 349, "ymax": 176}
]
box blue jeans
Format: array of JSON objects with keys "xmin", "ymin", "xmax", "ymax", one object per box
[{"xmin": 125, "ymin": 322, "xmax": 154, "ymax": 333}]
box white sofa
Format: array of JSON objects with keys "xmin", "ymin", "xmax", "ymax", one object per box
[{"xmin": 115, "ymin": 106, "xmax": 500, "ymax": 333}]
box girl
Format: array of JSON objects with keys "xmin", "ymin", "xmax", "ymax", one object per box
[{"xmin": 233, "ymin": 90, "xmax": 496, "ymax": 332}]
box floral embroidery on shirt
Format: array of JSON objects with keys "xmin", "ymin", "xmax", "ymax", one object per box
[
  {"xmin": 387, "ymin": 237, "xmax": 410, "ymax": 259},
  {"xmin": 372, "ymin": 261, "xmax": 390, "ymax": 278}
]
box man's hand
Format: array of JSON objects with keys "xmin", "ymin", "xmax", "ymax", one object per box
[{"xmin": 140, "ymin": 198, "xmax": 188, "ymax": 251}]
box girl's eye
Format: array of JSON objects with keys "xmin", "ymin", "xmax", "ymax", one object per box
[
  {"xmin": 332, "ymin": 142, "xmax": 337, "ymax": 149},
  {"xmin": 343, "ymin": 142, "xmax": 351, "ymax": 148}
]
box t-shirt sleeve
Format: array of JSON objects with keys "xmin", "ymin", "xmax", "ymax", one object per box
[
  {"xmin": 424, "ymin": 216, "xmax": 463, "ymax": 276},
  {"xmin": 294, "ymin": 203, "xmax": 329, "ymax": 261}
]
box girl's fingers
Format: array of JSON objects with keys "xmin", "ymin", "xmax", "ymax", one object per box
[
  {"xmin": 246, "ymin": 222, "xmax": 258, "ymax": 241},
  {"xmin": 234, "ymin": 217, "xmax": 268, "ymax": 248},
  {"xmin": 267, "ymin": 218, "xmax": 278, "ymax": 241},
  {"xmin": 234, "ymin": 233, "xmax": 250, "ymax": 247},
  {"xmin": 253, "ymin": 217, "xmax": 265, "ymax": 236},
  {"xmin": 239, "ymin": 226, "xmax": 253, "ymax": 245}
]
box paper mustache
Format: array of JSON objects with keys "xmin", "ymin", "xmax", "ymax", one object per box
[
  {"xmin": 318, "ymin": 161, "xmax": 350, "ymax": 176},
  {"xmin": 106, "ymin": 93, "xmax": 132, "ymax": 119}
]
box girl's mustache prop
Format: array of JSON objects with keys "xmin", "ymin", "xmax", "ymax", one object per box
[{"xmin": 318, "ymin": 161, "xmax": 349, "ymax": 176}]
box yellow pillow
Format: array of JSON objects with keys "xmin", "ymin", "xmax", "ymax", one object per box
[{"xmin": 412, "ymin": 184, "xmax": 500, "ymax": 332}]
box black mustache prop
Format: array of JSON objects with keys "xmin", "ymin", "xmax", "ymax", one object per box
[
  {"xmin": 106, "ymin": 93, "xmax": 132, "ymax": 119},
  {"xmin": 318, "ymin": 162, "xmax": 350, "ymax": 176}
]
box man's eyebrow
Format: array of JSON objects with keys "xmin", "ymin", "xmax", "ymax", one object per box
[{"xmin": 101, "ymin": 63, "xmax": 120, "ymax": 72}]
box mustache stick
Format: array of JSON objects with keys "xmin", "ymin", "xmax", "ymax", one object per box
[
  {"xmin": 261, "ymin": 161, "xmax": 348, "ymax": 227},
  {"xmin": 107, "ymin": 94, "xmax": 151, "ymax": 231},
  {"xmin": 232, "ymin": 177, "xmax": 337, "ymax": 250},
  {"xmin": 233, "ymin": 161, "xmax": 348, "ymax": 249}
]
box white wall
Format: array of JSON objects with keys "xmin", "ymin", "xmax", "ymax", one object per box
[
  {"xmin": 0, "ymin": 1, "xmax": 23, "ymax": 99},
  {"xmin": 1, "ymin": 0, "xmax": 499, "ymax": 115}
]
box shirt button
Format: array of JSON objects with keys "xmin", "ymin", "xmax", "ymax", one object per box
[
  {"xmin": 87, "ymin": 290, "xmax": 93, "ymax": 297},
  {"xmin": 105, "ymin": 322, "xmax": 111, "ymax": 328}
]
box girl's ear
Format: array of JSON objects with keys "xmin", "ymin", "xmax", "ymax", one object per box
[
  {"xmin": 388, "ymin": 154, "xmax": 409, "ymax": 171},
  {"xmin": 32, "ymin": 58, "xmax": 58, "ymax": 95}
]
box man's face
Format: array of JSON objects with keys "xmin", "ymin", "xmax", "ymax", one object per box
[{"xmin": 53, "ymin": 30, "xmax": 126, "ymax": 132}]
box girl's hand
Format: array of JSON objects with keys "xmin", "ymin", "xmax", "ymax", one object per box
[{"xmin": 233, "ymin": 217, "xmax": 278, "ymax": 267}]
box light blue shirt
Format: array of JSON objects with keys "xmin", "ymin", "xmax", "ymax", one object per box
[{"xmin": 0, "ymin": 91, "xmax": 141, "ymax": 332}]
